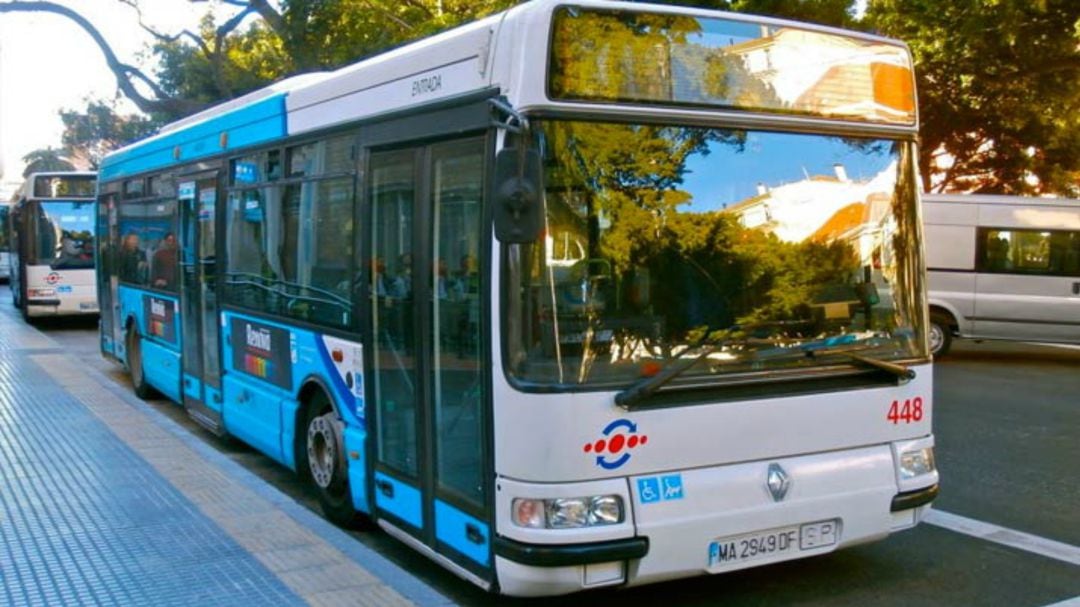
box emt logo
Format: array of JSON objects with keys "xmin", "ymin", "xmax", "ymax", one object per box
[{"xmin": 583, "ymin": 418, "xmax": 647, "ymax": 470}]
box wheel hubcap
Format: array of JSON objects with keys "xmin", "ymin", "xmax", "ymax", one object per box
[
  {"xmin": 929, "ymin": 324, "xmax": 944, "ymax": 354},
  {"xmin": 307, "ymin": 414, "xmax": 337, "ymax": 489}
]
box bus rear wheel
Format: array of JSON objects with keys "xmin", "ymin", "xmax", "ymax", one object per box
[
  {"xmin": 126, "ymin": 327, "xmax": 156, "ymax": 399},
  {"xmin": 304, "ymin": 393, "xmax": 365, "ymax": 528}
]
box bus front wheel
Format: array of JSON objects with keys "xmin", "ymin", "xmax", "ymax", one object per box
[
  {"xmin": 304, "ymin": 392, "xmax": 365, "ymax": 528},
  {"xmin": 125, "ymin": 327, "xmax": 155, "ymax": 399}
]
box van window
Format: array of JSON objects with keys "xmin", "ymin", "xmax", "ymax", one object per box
[{"xmin": 978, "ymin": 228, "xmax": 1080, "ymax": 276}]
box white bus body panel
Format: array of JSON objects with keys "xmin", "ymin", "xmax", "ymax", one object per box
[
  {"xmin": 23, "ymin": 266, "xmax": 98, "ymax": 317},
  {"xmin": 285, "ymin": 17, "xmax": 501, "ymax": 136},
  {"xmin": 491, "ymin": 368, "xmax": 933, "ymax": 483},
  {"xmin": 925, "ymin": 194, "xmax": 1080, "ymax": 344}
]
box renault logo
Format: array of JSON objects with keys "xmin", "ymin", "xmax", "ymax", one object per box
[{"xmin": 766, "ymin": 463, "xmax": 791, "ymax": 502}]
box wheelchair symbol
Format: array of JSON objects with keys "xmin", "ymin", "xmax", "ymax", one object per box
[{"xmin": 637, "ymin": 478, "xmax": 661, "ymax": 503}]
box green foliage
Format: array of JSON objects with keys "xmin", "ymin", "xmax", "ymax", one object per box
[
  {"xmin": 20, "ymin": 148, "xmax": 75, "ymax": 177},
  {"xmin": 59, "ymin": 99, "xmax": 158, "ymax": 169},
  {"xmin": 868, "ymin": 0, "xmax": 1080, "ymax": 195}
]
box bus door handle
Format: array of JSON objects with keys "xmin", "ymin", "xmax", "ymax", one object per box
[
  {"xmin": 376, "ymin": 479, "xmax": 395, "ymax": 498},
  {"xmin": 465, "ymin": 523, "xmax": 485, "ymax": 545}
]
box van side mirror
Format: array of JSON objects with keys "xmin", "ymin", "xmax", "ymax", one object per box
[{"xmin": 494, "ymin": 147, "xmax": 543, "ymax": 244}]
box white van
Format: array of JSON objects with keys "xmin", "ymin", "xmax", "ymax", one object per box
[{"xmin": 923, "ymin": 193, "xmax": 1080, "ymax": 355}]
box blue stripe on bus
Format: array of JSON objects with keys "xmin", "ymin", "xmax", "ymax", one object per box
[
  {"xmin": 374, "ymin": 472, "xmax": 423, "ymax": 529},
  {"xmin": 344, "ymin": 425, "xmax": 371, "ymax": 514},
  {"xmin": 183, "ymin": 373, "xmax": 201, "ymax": 401},
  {"xmin": 117, "ymin": 286, "xmax": 182, "ymax": 361},
  {"xmin": 141, "ymin": 339, "xmax": 182, "ymax": 403},
  {"xmin": 314, "ymin": 337, "xmax": 360, "ymax": 423},
  {"xmin": 434, "ymin": 500, "xmax": 490, "ymax": 567},
  {"xmin": 100, "ymin": 95, "xmax": 288, "ymax": 181},
  {"xmin": 221, "ymin": 372, "xmax": 288, "ymax": 464}
]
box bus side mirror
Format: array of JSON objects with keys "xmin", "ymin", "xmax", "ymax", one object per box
[{"xmin": 494, "ymin": 147, "xmax": 543, "ymax": 244}]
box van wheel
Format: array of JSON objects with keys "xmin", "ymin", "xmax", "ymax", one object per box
[
  {"xmin": 304, "ymin": 391, "xmax": 366, "ymax": 528},
  {"xmin": 929, "ymin": 313, "xmax": 953, "ymax": 357},
  {"xmin": 126, "ymin": 327, "xmax": 156, "ymax": 399}
]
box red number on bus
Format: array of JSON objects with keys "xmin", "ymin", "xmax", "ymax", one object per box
[{"xmin": 887, "ymin": 397, "xmax": 924, "ymax": 424}]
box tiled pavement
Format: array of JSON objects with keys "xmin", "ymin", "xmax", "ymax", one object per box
[{"xmin": 0, "ymin": 312, "xmax": 453, "ymax": 606}]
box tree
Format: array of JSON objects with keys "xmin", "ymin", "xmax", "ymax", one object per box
[
  {"xmin": 868, "ymin": 0, "xmax": 1080, "ymax": 195},
  {"xmin": 1, "ymin": 1, "xmax": 520, "ymax": 122},
  {"xmin": 21, "ymin": 148, "xmax": 75, "ymax": 177},
  {"xmin": 59, "ymin": 99, "xmax": 158, "ymax": 169}
]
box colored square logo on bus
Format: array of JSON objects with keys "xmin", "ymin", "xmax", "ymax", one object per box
[
  {"xmin": 637, "ymin": 474, "xmax": 685, "ymax": 504},
  {"xmin": 637, "ymin": 478, "xmax": 661, "ymax": 504},
  {"xmin": 143, "ymin": 295, "xmax": 176, "ymax": 344},
  {"xmin": 230, "ymin": 317, "xmax": 292, "ymax": 389}
]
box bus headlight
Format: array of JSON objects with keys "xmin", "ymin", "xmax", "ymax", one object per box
[
  {"xmin": 512, "ymin": 495, "xmax": 624, "ymax": 529},
  {"xmin": 899, "ymin": 447, "xmax": 936, "ymax": 479},
  {"xmin": 548, "ymin": 498, "xmax": 590, "ymax": 528}
]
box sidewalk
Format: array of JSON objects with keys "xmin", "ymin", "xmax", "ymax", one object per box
[{"xmin": 0, "ymin": 307, "xmax": 454, "ymax": 606}]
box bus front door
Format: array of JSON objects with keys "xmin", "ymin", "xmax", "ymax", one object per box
[
  {"xmin": 179, "ymin": 175, "xmax": 224, "ymax": 434},
  {"xmin": 368, "ymin": 135, "xmax": 492, "ymax": 585}
]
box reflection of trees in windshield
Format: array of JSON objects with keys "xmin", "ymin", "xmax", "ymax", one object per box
[
  {"xmin": 550, "ymin": 9, "xmax": 781, "ymax": 110},
  {"xmin": 507, "ymin": 120, "xmax": 923, "ymax": 388},
  {"xmin": 34, "ymin": 202, "xmax": 96, "ymax": 269}
]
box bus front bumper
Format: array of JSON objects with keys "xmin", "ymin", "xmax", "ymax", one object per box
[{"xmin": 494, "ymin": 443, "xmax": 937, "ymax": 597}]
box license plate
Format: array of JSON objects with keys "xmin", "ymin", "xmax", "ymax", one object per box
[
  {"xmin": 707, "ymin": 519, "xmax": 839, "ymax": 569},
  {"xmin": 79, "ymin": 302, "xmax": 99, "ymax": 311}
]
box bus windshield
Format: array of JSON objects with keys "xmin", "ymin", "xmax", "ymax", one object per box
[
  {"xmin": 31, "ymin": 201, "xmax": 96, "ymax": 269},
  {"xmin": 503, "ymin": 120, "xmax": 925, "ymax": 390}
]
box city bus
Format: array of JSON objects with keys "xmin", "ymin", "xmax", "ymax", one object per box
[
  {"xmin": 0, "ymin": 201, "xmax": 11, "ymax": 282},
  {"xmin": 97, "ymin": 0, "xmax": 937, "ymax": 596},
  {"xmin": 10, "ymin": 171, "xmax": 98, "ymax": 319}
]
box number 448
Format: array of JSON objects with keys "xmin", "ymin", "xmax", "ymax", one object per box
[{"xmin": 887, "ymin": 397, "xmax": 924, "ymax": 424}]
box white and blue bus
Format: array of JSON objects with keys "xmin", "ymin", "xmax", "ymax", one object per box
[
  {"xmin": 98, "ymin": 0, "xmax": 937, "ymax": 596},
  {"xmin": 0, "ymin": 201, "xmax": 11, "ymax": 282},
  {"xmin": 10, "ymin": 171, "xmax": 98, "ymax": 319}
]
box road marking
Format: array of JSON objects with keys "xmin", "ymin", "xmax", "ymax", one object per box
[
  {"xmin": 1040, "ymin": 596, "xmax": 1080, "ymax": 607},
  {"xmin": 925, "ymin": 509, "xmax": 1080, "ymax": 567},
  {"xmin": 1035, "ymin": 343, "xmax": 1080, "ymax": 351}
]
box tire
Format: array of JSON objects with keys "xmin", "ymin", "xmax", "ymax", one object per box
[
  {"xmin": 126, "ymin": 326, "xmax": 156, "ymax": 399},
  {"xmin": 929, "ymin": 313, "xmax": 953, "ymax": 357},
  {"xmin": 303, "ymin": 391, "xmax": 366, "ymax": 528}
]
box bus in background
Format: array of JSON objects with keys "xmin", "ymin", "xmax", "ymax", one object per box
[
  {"xmin": 924, "ymin": 193, "xmax": 1080, "ymax": 356},
  {"xmin": 10, "ymin": 171, "xmax": 99, "ymax": 320},
  {"xmin": 0, "ymin": 202, "xmax": 11, "ymax": 282},
  {"xmin": 98, "ymin": 0, "xmax": 936, "ymax": 596}
]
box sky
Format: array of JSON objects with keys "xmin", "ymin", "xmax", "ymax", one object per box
[
  {"xmin": 0, "ymin": 1, "xmax": 247, "ymax": 196},
  {"xmin": 0, "ymin": 0, "xmax": 869, "ymax": 199}
]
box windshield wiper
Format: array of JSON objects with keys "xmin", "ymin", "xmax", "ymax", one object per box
[
  {"xmin": 835, "ymin": 351, "xmax": 916, "ymax": 382},
  {"xmin": 614, "ymin": 343, "xmax": 722, "ymax": 408},
  {"xmin": 795, "ymin": 342, "xmax": 916, "ymax": 383}
]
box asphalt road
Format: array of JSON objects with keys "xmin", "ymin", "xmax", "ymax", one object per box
[{"xmin": 17, "ymin": 296, "xmax": 1080, "ymax": 606}]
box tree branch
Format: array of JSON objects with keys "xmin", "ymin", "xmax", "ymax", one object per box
[
  {"xmin": 116, "ymin": 0, "xmax": 210, "ymax": 54},
  {"xmin": 358, "ymin": 0, "xmax": 415, "ymax": 32},
  {"xmin": 0, "ymin": 1, "xmax": 204, "ymax": 116}
]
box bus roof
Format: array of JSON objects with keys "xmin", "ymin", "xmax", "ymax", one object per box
[{"xmin": 100, "ymin": 0, "xmax": 915, "ymax": 182}]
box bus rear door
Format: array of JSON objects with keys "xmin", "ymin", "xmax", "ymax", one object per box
[{"xmin": 179, "ymin": 174, "xmax": 225, "ymax": 433}]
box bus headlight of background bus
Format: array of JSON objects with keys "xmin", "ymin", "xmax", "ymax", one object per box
[
  {"xmin": 899, "ymin": 447, "xmax": 936, "ymax": 480},
  {"xmin": 512, "ymin": 495, "xmax": 624, "ymax": 529}
]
